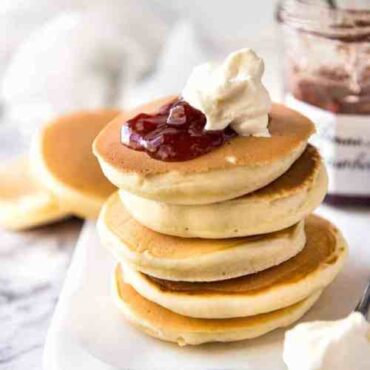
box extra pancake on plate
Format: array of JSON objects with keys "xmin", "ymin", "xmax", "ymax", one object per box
[
  {"xmin": 120, "ymin": 145, "xmax": 327, "ymax": 238},
  {"xmin": 113, "ymin": 264, "xmax": 322, "ymax": 346},
  {"xmin": 0, "ymin": 157, "xmax": 67, "ymax": 230},
  {"xmin": 120, "ymin": 215, "xmax": 347, "ymax": 319},
  {"xmin": 93, "ymin": 97, "xmax": 315, "ymax": 205},
  {"xmin": 98, "ymin": 192, "xmax": 306, "ymax": 281},
  {"xmin": 31, "ymin": 110, "xmax": 119, "ymax": 219}
]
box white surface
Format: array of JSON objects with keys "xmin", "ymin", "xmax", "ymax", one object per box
[{"xmin": 43, "ymin": 205, "xmax": 370, "ymax": 370}]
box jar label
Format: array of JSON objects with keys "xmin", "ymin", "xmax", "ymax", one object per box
[{"xmin": 286, "ymin": 95, "xmax": 370, "ymax": 196}]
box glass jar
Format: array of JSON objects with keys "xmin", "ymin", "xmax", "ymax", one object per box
[{"xmin": 277, "ymin": 0, "xmax": 370, "ymax": 206}]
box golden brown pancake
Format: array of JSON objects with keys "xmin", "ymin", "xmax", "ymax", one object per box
[
  {"xmin": 93, "ymin": 98, "xmax": 315, "ymax": 205},
  {"xmin": 113, "ymin": 264, "xmax": 322, "ymax": 345},
  {"xmin": 121, "ymin": 215, "xmax": 347, "ymax": 318},
  {"xmin": 0, "ymin": 157, "xmax": 68, "ymax": 230},
  {"xmin": 120, "ymin": 145, "xmax": 328, "ymax": 238},
  {"xmin": 146, "ymin": 215, "xmax": 342, "ymax": 294},
  {"xmin": 98, "ymin": 192, "xmax": 306, "ymax": 281},
  {"xmin": 32, "ymin": 110, "xmax": 119, "ymax": 218},
  {"xmin": 95, "ymin": 98, "xmax": 314, "ymax": 175}
]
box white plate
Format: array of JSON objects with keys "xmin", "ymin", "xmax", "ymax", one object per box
[{"xmin": 43, "ymin": 205, "xmax": 370, "ymax": 370}]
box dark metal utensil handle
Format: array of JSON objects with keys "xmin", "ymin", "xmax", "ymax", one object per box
[{"xmin": 355, "ymin": 280, "xmax": 370, "ymax": 318}]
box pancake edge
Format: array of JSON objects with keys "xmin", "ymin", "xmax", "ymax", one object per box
[
  {"xmin": 96, "ymin": 141, "xmax": 307, "ymax": 205},
  {"xmin": 98, "ymin": 193, "xmax": 306, "ymax": 281},
  {"xmin": 112, "ymin": 265, "xmax": 322, "ymax": 346},
  {"xmin": 0, "ymin": 156, "xmax": 68, "ymax": 230},
  {"xmin": 30, "ymin": 130, "xmax": 109, "ymax": 219},
  {"xmin": 120, "ymin": 215, "xmax": 347, "ymax": 318},
  {"xmin": 120, "ymin": 158, "xmax": 328, "ymax": 238}
]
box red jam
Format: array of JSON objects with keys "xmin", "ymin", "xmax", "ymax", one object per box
[{"xmin": 121, "ymin": 98, "xmax": 237, "ymax": 161}]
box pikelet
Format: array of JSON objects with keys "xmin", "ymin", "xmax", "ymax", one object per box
[
  {"xmin": 0, "ymin": 157, "xmax": 67, "ymax": 230},
  {"xmin": 113, "ymin": 264, "xmax": 322, "ymax": 346},
  {"xmin": 117, "ymin": 215, "xmax": 347, "ymax": 319},
  {"xmin": 31, "ymin": 110, "xmax": 119, "ymax": 219},
  {"xmin": 93, "ymin": 98, "xmax": 315, "ymax": 205},
  {"xmin": 99, "ymin": 193, "xmax": 306, "ymax": 282},
  {"xmin": 95, "ymin": 49, "xmax": 349, "ymax": 348},
  {"xmin": 119, "ymin": 145, "xmax": 328, "ymax": 238}
]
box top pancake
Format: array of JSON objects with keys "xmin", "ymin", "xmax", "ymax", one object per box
[
  {"xmin": 37, "ymin": 110, "xmax": 119, "ymax": 199},
  {"xmin": 119, "ymin": 145, "xmax": 327, "ymax": 238},
  {"xmin": 94, "ymin": 97, "xmax": 315, "ymax": 176}
]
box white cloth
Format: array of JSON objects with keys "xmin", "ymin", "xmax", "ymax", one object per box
[
  {"xmin": 121, "ymin": 20, "xmax": 211, "ymax": 109},
  {"xmin": 1, "ymin": 0, "xmax": 167, "ymax": 131}
]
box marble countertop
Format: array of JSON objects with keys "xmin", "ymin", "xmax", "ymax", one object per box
[
  {"xmin": 0, "ymin": 219, "xmax": 82, "ymax": 370},
  {"xmin": 0, "ymin": 106, "xmax": 82, "ymax": 369}
]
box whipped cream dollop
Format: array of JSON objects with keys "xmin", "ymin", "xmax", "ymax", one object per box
[
  {"xmin": 283, "ymin": 312, "xmax": 370, "ymax": 370},
  {"xmin": 182, "ymin": 48, "xmax": 271, "ymax": 137}
]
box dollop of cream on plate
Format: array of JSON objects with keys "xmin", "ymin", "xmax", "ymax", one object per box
[
  {"xmin": 283, "ymin": 312, "xmax": 370, "ymax": 370},
  {"xmin": 182, "ymin": 48, "xmax": 271, "ymax": 137}
]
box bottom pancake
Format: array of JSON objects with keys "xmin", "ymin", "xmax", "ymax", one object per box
[
  {"xmin": 113, "ymin": 264, "xmax": 322, "ymax": 346},
  {"xmin": 0, "ymin": 157, "xmax": 68, "ymax": 230},
  {"xmin": 120, "ymin": 215, "xmax": 347, "ymax": 319}
]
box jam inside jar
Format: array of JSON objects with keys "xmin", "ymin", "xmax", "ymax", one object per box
[
  {"xmin": 278, "ymin": 0, "xmax": 370, "ymax": 206},
  {"xmin": 121, "ymin": 98, "xmax": 236, "ymax": 162}
]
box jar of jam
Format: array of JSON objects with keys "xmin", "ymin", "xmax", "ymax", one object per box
[{"xmin": 277, "ymin": 0, "xmax": 370, "ymax": 206}]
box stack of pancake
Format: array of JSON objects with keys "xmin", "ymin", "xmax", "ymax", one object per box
[
  {"xmin": 94, "ymin": 98, "xmax": 348, "ymax": 346},
  {"xmin": 0, "ymin": 110, "xmax": 118, "ymax": 230}
]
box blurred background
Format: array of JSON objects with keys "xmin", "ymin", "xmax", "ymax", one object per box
[
  {"xmin": 2, "ymin": 0, "xmax": 369, "ymax": 200},
  {"xmin": 0, "ymin": 0, "xmax": 281, "ymax": 135}
]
